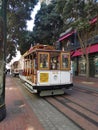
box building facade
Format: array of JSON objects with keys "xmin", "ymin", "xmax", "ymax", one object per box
[{"xmin": 57, "ymin": 27, "xmax": 98, "ymax": 78}]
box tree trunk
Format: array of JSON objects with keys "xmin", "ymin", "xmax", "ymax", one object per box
[
  {"xmin": 86, "ymin": 54, "xmax": 90, "ymax": 81},
  {"xmin": 0, "ymin": 0, "xmax": 7, "ymax": 121}
]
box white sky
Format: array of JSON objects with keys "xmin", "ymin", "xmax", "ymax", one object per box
[
  {"xmin": 6, "ymin": 50, "xmax": 21, "ymax": 69},
  {"xmin": 27, "ymin": 2, "xmax": 41, "ymax": 31}
]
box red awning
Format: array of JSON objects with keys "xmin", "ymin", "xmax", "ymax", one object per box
[
  {"xmin": 90, "ymin": 17, "xmax": 97, "ymax": 24},
  {"xmin": 72, "ymin": 44, "xmax": 98, "ymax": 57},
  {"xmin": 58, "ymin": 16, "xmax": 98, "ymax": 42},
  {"xmin": 58, "ymin": 31, "xmax": 74, "ymax": 42}
]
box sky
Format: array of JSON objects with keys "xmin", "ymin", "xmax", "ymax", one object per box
[
  {"xmin": 26, "ymin": 2, "xmax": 41, "ymax": 31},
  {"xmin": 6, "ymin": 50, "xmax": 21, "ymax": 69}
]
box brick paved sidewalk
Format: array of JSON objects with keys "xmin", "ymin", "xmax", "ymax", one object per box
[
  {"xmin": 73, "ymin": 76, "xmax": 98, "ymax": 92},
  {"xmin": 0, "ymin": 76, "xmax": 44, "ymax": 130}
]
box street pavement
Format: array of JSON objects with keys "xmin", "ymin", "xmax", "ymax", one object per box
[
  {"xmin": 73, "ymin": 76, "xmax": 98, "ymax": 92},
  {"xmin": 0, "ymin": 75, "xmax": 98, "ymax": 130},
  {"xmin": 0, "ymin": 75, "xmax": 44, "ymax": 130}
]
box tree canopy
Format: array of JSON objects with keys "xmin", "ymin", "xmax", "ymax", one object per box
[
  {"xmin": 6, "ymin": 0, "xmax": 38, "ymax": 62},
  {"xmin": 2, "ymin": 0, "xmax": 98, "ymax": 65},
  {"xmin": 31, "ymin": 0, "xmax": 98, "ymax": 46},
  {"xmin": 31, "ymin": 1, "xmax": 63, "ymax": 45},
  {"xmin": 55, "ymin": 0, "xmax": 98, "ymax": 79}
]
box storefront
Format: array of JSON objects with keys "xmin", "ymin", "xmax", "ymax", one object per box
[
  {"xmin": 58, "ymin": 26, "xmax": 98, "ymax": 78},
  {"xmin": 72, "ymin": 52, "xmax": 98, "ymax": 78},
  {"xmin": 94, "ymin": 54, "xmax": 98, "ymax": 77},
  {"xmin": 78, "ymin": 57, "xmax": 86, "ymax": 76}
]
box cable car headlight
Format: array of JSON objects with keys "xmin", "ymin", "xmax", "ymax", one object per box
[{"xmin": 54, "ymin": 75, "xmax": 57, "ymax": 80}]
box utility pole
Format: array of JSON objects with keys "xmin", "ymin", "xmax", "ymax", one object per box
[{"xmin": 0, "ymin": 0, "xmax": 7, "ymax": 121}]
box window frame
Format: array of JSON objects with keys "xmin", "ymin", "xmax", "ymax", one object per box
[
  {"xmin": 60, "ymin": 52, "xmax": 70, "ymax": 70},
  {"xmin": 38, "ymin": 52, "xmax": 50, "ymax": 70}
]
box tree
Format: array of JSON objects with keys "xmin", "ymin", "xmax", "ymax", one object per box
[
  {"xmin": 55, "ymin": 0, "xmax": 98, "ymax": 79},
  {"xmin": 6, "ymin": 0, "xmax": 38, "ymax": 62},
  {"xmin": 0, "ymin": 0, "xmax": 7, "ymax": 121},
  {"xmin": 19, "ymin": 31, "xmax": 33, "ymax": 54},
  {"xmin": 32, "ymin": 1, "xmax": 63, "ymax": 45}
]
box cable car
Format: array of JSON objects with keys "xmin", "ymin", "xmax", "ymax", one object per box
[{"xmin": 19, "ymin": 44, "xmax": 73, "ymax": 96}]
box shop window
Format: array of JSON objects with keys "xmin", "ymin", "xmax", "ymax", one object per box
[
  {"xmin": 94, "ymin": 56, "xmax": 98, "ymax": 77},
  {"xmin": 78, "ymin": 57, "xmax": 86, "ymax": 76}
]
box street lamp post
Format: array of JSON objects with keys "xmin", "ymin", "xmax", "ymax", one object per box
[{"xmin": 0, "ymin": 0, "xmax": 7, "ymax": 121}]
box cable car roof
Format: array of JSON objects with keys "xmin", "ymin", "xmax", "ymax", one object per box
[
  {"xmin": 23, "ymin": 44, "xmax": 69, "ymax": 57},
  {"xmin": 23, "ymin": 44, "xmax": 55, "ymax": 57}
]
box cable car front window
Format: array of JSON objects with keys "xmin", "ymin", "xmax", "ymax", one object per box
[
  {"xmin": 39, "ymin": 52, "xmax": 49, "ymax": 70},
  {"xmin": 61, "ymin": 53, "xmax": 70, "ymax": 70},
  {"xmin": 50, "ymin": 52, "xmax": 60, "ymax": 70}
]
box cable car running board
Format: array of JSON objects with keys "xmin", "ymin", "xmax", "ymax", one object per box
[
  {"xmin": 24, "ymin": 82, "xmax": 37, "ymax": 94},
  {"xmin": 39, "ymin": 89, "xmax": 64, "ymax": 97}
]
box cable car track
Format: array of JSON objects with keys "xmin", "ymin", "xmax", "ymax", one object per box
[
  {"xmin": 44, "ymin": 96, "xmax": 98, "ymax": 130},
  {"xmin": 74, "ymin": 87, "xmax": 98, "ymax": 97},
  {"xmin": 62, "ymin": 95, "xmax": 98, "ymax": 116},
  {"xmin": 17, "ymin": 77, "xmax": 98, "ymax": 130}
]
